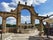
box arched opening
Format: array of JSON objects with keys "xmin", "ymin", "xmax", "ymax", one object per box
[
  {"xmin": 0, "ymin": 16, "xmax": 2, "ymax": 29},
  {"xmin": 43, "ymin": 21, "xmax": 47, "ymax": 29},
  {"xmin": 35, "ymin": 19, "xmax": 40, "ymax": 28},
  {"xmin": 6, "ymin": 17, "xmax": 16, "ymax": 33},
  {"xmin": 6, "ymin": 17, "xmax": 16, "ymax": 27},
  {"xmin": 21, "ymin": 9, "xmax": 31, "ymax": 24}
]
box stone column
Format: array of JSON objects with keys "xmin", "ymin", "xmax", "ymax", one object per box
[
  {"xmin": 16, "ymin": 18, "xmax": 18, "ymax": 27},
  {"xmin": 17, "ymin": 12, "xmax": 21, "ymax": 26},
  {"xmin": 15, "ymin": 21, "xmax": 17, "ymax": 33},
  {"xmin": 31, "ymin": 16, "xmax": 35, "ymax": 24},
  {"xmin": 2, "ymin": 17, "xmax": 6, "ymax": 33},
  {"xmin": 31, "ymin": 15, "xmax": 35, "ymax": 27},
  {"xmin": 16, "ymin": 12, "xmax": 21, "ymax": 32},
  {"xmin": 39, "ymin": 19, "xmax": 44, "ymax": 36}
]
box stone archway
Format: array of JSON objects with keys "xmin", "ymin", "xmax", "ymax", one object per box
[
  {"xmin": 0, "ymin": 2, "xmax": 47, "ymax": 33},
  {"xmin": 0, "ymin": 2, "xmax": 38, "ymax": 33},
  {"xmin": 6, "ymin": 17, "xmax": 17, "ymax": 33},
  {"xmin": 16, "ymin": 2, "xmax": 38, "ymax": 26}
]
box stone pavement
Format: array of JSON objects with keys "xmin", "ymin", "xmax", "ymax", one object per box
[
  {"xmin": 0, "ymin": 29, "xmax": 53, "ymax": 40},
  {"xmin": 2, "ymin": 33, "xmax": 53, "ymax": 40},
  {"xmin": 2, "ymin": 29, "xmax": 39, "ymax": 40}
]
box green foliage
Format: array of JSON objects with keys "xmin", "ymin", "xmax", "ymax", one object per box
[
  {"xmin": 0, "ymin": 24, "xmax": 16, "ymax": 29},
  {"xmin": 6, "ymin": 24, "xmax": 16, "ymax": 27},
  {"xmin": 35, "ymin": 24, "xmax": 40, "ymax": 28}
]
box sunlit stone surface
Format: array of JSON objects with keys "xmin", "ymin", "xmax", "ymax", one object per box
[{"xmin": 2, "ymin": 29, "xmax": 40, "ymax": 40}]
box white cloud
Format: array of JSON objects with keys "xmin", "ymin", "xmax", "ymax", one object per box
[
  {"xmin": 7, "ymin": 20, "xmax": 16, "ymax": 25},
  {"xmin": 35, "ymin": 19, "xmax": 40, "ymax": 24},
  {"xmin": 12, "ymin": 0, "xmax": 47, "ymax": 6},
  {"xmin": 12, "ymin": 0, "xmax": 25, "ymax": 5},
  {"xmin": 6, "ymin": 16, "xmax": 31, "ymax": 24},
  {"xmin": 37, "ymin": 0, "xmax": 47, "ymax": 3},
  {"xmin": 39, "ymin": 12, "xmax": 53, "ymax": 24},
  {"xmin": 39, "ymin": 12, "xmax": 53, "ymax": 16},
  {"xmin": 0, "ymin": 0, "xmax": 47, "ymax": 12},
  {"xmin": 6, "ymin": 17, "xmax": 16, "ymax": 24},
  {"xmin": 30, "ymin": 0, "xmax": 47, "ymax": 5},
  {"xmin": 1, "ymin": 2, "xmax": 15, "ymax": 12},
  {"xmin": 39, "ymin": 12, "xmax": 53, "ymax": 19},
  {"xmin": 21, "ymin": 16, "xmax": 31, "ymax": 23}
]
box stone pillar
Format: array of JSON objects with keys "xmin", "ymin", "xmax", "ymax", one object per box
[
  {"xmin": 31, "ymin": 16, "xmax": 35, "ymax": 24},
  {"xmin": 18, "ymin": 13, "xmax": 21, "ymax": 26},
  {"xmin": 16, "ymin": 12, "xmax": 21, "ymax": 32},
  {"xmin": 2, "ymin": 17, "xmax": 6, "ymax": 33},
  {"xmin": 16, "ymin": 18, "xmax": 18, "ymax": 27},
  {"xmin": 16, "ymin": 17, "xmax": 19, "ymax": 32},
  {"xmin": 31, "ymin": 15, "xmax": 35, "ymax": 27},
  {"xmin": 39, "ymin": 19, "xmax": 44, "ymax": 36}
]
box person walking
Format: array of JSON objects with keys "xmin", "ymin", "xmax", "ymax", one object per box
[{"xmin": 45, "ymin": 22, "xmax": 50, "ymax": 38}]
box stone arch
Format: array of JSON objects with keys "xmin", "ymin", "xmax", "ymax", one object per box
[
  {"xmin": 6, "ymin": 17, "xmax": 17, "ymax": 33},
  {"xmin": 49, "ymin": 14, "xmax": 53, "ymax": 17},
  {"xmin": 6, "ymin": 16, "xmax": 16, "ymax": 19},
  {"xmin": 0, "ymin": 3, "xmax": 39, "ymax": 33},
  {"xmin": 17, "ymin": 4, "xmax": 37, "ymax": 25},
  {"xmin": 19, "ymin": 8, "xmax": 32, "ymax": 14}
]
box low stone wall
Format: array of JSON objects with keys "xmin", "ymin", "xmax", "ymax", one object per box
[
  {"xmin": 6, "ymin": 27, "xmax": 17, "ymax": 33},
  {"xmin": 6, "ymin": 27, "xmax": 36, "ymax": 33},
  {"xmin": 17, "ymin": 29, "xmax": 36, "ymax": 34}
]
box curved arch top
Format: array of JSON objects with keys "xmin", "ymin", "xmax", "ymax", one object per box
[
  {"xmin": 49, "ymin": 14, "xmax": 53, "ymax": 17},
  {"xmin": 16, "ymin": 4, "xmax": 38, "ymax": 16}
]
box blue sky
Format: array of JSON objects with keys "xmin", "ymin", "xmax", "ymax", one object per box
[
  {"xmin": 35, "ymin": 0, "xmax": 53, "ymax": 15},
  {"xmin": 0, "ymin": 0, "xmax": 12, "ymax": 3},
  {"xmin": 0, "ymin": 0, "xmax": 53, "ymax": 24}
]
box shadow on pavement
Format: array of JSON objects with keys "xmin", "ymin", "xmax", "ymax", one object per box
[
  {"xmin": 29, "ymin": 36, "xmax": 53, "ymax": 40},
  {"xmin": 29, "ymin": 36, "xmax": 42, "ymax": 40}
]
